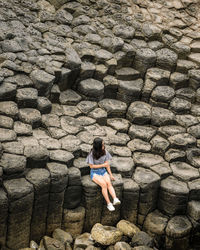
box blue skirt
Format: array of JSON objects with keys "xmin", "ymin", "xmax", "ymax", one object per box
[{"xmin": 90, "ymin": 167, "xmax": 107, "ymax": 180}]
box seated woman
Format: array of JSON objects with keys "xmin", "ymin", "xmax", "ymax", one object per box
[{"xmin": 86, "ymin": 137, "xmax": 121, "ymax": 211}]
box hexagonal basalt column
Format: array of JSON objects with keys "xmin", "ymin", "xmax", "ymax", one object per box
[
  {"xmin": 25, "ymin": 168, "xmax": 51, "ymax": 242},
  {"xmin": 3, "ymin": 178, "xmax": 34, "ymax": 249},
  {"xmin": 133, "ymin": 167, "xmax": 160, "ymax": 226},
  {"xmin": 46, "ymin": 162, "xmax": 68, "ymax": 235},
  {"xmin": 144, "ymin": 210, "xmax": 169, "ymax": 248},
  {"xmin": 165, "ymin": 216, "xmax": 192, "ymax": 250},
  {"xmin": 81, "ymin": 175, "xmax": 103, "ymax": 232},
  {"xmin": 0, "ymin": 189, "xmax": 8, "ymax": 248},
  {"xmin": 158, "ymin": 176, "xmax": 189, "ymax": 216},
  {"xmin": 64, "ymin": 167, "xmax": 82, "ymax": 209},
  {"xmin": 101, "ymin": 174, "xmax": 123, "ymax": 226},
  {"xmin": 122, "ymin": 178, "xmax": 139, "ymax": 224}
]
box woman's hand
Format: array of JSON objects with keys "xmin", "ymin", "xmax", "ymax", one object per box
[{"xmin": 110, "ymin": 174, "xmax": 115, "ymax": 181}]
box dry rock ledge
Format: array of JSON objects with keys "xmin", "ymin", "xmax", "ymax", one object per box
[{"xmin": 0, "ymin": 0, "xmax": 200, "ymax": 249}]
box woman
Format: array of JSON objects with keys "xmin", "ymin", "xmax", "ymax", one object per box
[{"xmin": 86, "ymin": 137, "xmax": 121, "ymax": 211}]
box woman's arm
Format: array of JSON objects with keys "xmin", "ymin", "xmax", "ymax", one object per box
[
  {"xmin": 104, "ymin": 161, "xmax": 115, "ymax": 180},
  {"xmin": 89, "ymin": 162, "xmax": 109, "ymax": 169}
]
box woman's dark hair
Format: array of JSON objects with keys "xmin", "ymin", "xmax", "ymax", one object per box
[{"xmin": 92, "ymin": 137, "xmax": 106, "ymax": 159}]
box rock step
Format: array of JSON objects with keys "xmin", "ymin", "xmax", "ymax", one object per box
[{"xmin": 115, "ymin": 67, "xmax": 140, "ymax": 81}]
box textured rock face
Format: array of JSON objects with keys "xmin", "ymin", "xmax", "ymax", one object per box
[{"xmin": 0, "ymin": 0, "xmax": 200, "ymax": 248}]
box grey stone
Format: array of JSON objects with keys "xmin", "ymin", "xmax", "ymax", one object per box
[
  {"xmin": 148, "ymin": 41, "xmax": 164, "ymax": 51},
  {"xmin": 131, "ymin": 232, "xmax": 154, "ymax": 248},
  {"xmin": 151, "ymin": 107, "xmax": 176, "ymax": 126},
  {"xmin": 39, "ymin": 138, "xmax": 61, "ymax": 150},
  {"xmin": 60, "ymin": 89, "xmax": 82, "ymax": 105},
  {"xmin": 176, "ymin": 114, "xmax": 199, "ymax": 128},
  {"xmin": 14, "ymin": 121, "xmax": 32, "ymax": 136},
  {"xmin": 80, "ymin": 62, "xmax": 95, "ymax": 80},
  {"xmin": 0, "ymin": 115, "xmax": 13, "ymax": 129},
  {"xmin": 188, "ymin": 69, "xmax": 200, "ymax": 89},
  {"xmin": 73, "ymin": 157, "xmax": 90, "ymax": 176},
  {"xmin": 25, "ymin": 168, "xmax": 50, "ymax": 242},
  {"xmin": 145, "ymin": 68, "xmax": 170, "ymax": 85},
  {"xmin": 42, "ymin": 114, "xmax": 60, "ymax": 128},
  {"xmin": 103, "ymin": 75, "xmax": 118, "ymax": 99},
  {"xmin": 142, "ymin": 23, "xmax": 161, "ymax": 40},
  {"xmin": 2, "ymin": 141, "xmax": 24, "ymax": 155},
  {"xmin": 49, "ymin": 149, "xmax": 74, "ymax": 165},
  {"xmin": 60, "ymin": 135, "xmax": 81, "ymax": 156},
  {"xmin": 127, "ymin": 101, "xmax": 151, "ymax": 124},
  {"xmin": 170, "ymin": 72, "xmax": 189, "ymax": 90},
  {"xmin": 158, "ymin": 125, "xmax": 186, "ymax": 138},
  {"xmin": 122, "ymin": 179, "xmax": 139, "ymax": 224},
  {"xmin": 108, "ymin": 133, "xmax": 129, "ymax": 146},
  {"xmin": 0, "ymin": 82, "xmax": 16, "ymax": 101},
  {"xmin": 150, "ymin": 161, "xmax": 172, "ymax": 179},
  {"xmin": 188, "ymin": 178, "xmax": 200, "ymax": 201},
  {"xmin": 187, "ymin": 148, "xmax": 200, "ymax": 168},
  {"xmin": 156, "ymin": 48, "xmax": 178, "ymax": 71},
  {"xmin": 3, "ymin": 178, "xmax": 33, "ymax": 249},
  {"xmin": 78, "ymin": 78, "xmax": 104, "ymax": 100},
  {"xmin": 144, "ymin": 210, "xmax": 168, "ymax": 244},
  {"xmin": 84, "ymin": 124, "xmax": 106, "ymax": 137},
  {"xmin": 76, "ymin": 116, "xmax": 96, "ymax": 126},
  {"xmin": 176, "ymin": 59, "xmax": 198, "ymax": 74},
  {"xmin": 52, "ymin": 228, "xmax": 73, "ymax": 245},
  {"xmin": 110, "ymin": 156, "xmax": 134, "ymax": 177},
  {"xmin": 176, "ymin": 87, "xmax": 195, "ymax": 102},
  {"xmin": 133, "ymin": 152, "xmax": 164, "ymax": 169},
  {"xmin": 113, "ymin": 25, "xmax": 135, "ymax": 39},
  {"xmin": 129, "ymin": 125, "xmax": 156, "ymax": 142},
  {"xmin": 166, "ymin": 216, "xmax": 192, "ymax": 238},
  {"xmin": 46, "ymin": 162, "xmax": 68, "ymax": 193},
  {"xmin": 171, "ymin": 162, "xmax": 199, "ymax": 181},
  {"xmin": 62, "ymin": 206, "xmax": 85, "ymax": 238},
  {"xmin": 0, "ymin": 153, "xmax": 26, "ymax": 175},
  {"xmin": 1, "ymin": 40, "xmax": 23, "ymax": 53},
  {"xmin": 88, "ymin": 108, "xmax": 107, "ymax": 126},
  {"xmin": 150, "ymin": 135, "xmax": 170, "ymax": 155},
  {"xmin": 95, "ymin": 49, "xmax": 113, "ymax": 63},
  {"xmin": 127, "ymin": 139, "xmax": 151, "ymax": 153},
  {"xmin": 48, "ymin": 127, "xmax": 67, "ymax": 139},
  {"xmin": 55, "ymin": 9, "xmax": 73, "ymax": 24},
  {"xmin": 99, "ymin": 99, "xmax": 127, "ymax": 118},
  {"xmin": 16, "ymin": 88, "xmax": 38, "ymax": 108},
  {"xmin": 117, "ymin": 79, "xmax": 144, "ymax": 104},
  {"xmin": 114, "ymin": 242, "xmax": 131, "ymax": 250},
  {"xmin": 62, "ymin": 105, "xmax": 81, "ymax": 117},
  {"xmin": 191, "ymin": 104, "xmax": 200, "ymax": 116},
  {"xmin": 107, "ymin": 118, "xmax": 130, "ymax": 133},
  {"xmin": 19, "ymin": 108, "xmax": 41, "ymax": 128},
  {"xmin": 77, "ymin": 101, "xmax": 97, "ymax": 114},
  {"xmin": 158, "ymin": 176, "xmax": 189, "ymax": 216},
  {"xmin": 168, "ymin": 133, "xmax": 196, "ymax": 149},
  {"xmin": 6, "ymin": 74, "xmax": 33, "ymax": 88},
  {"xmin": 111, "ymin": 146, "xmax": 131, "ymax": 157},
  {"xmin": 133, "ymin": 167, "xmax": 160, "ymax": 190},
  {"xmin": 0, "ymin": 128, "xmax": 16, "ymax": 142},
  {"xmin": 134, "ymin": 48, "xmax": 157, "ymax": 77},
  {"xmin": 72, "ymin": 15, "xmax": 91, "ymax": 27},
  {"xmin": 91, "ymin": 223, "xmax": 123, "ymax": 246},
  {"xmin": 77, "ymin": 131, "xmax": 94, "ymax": 145},
  {"xmin": 169, "ymin": 97, "xmax": 191, "ymax": 114},
  {"xmin": 37, "ymin": 96, "xmax": 52, "ymax": 114},
  {"xmin": 61, "ymin": 116, "xmax": 83, "ymax": 135},
  {"xmin": 0, "ymin": 101, "xmax": 18, "ymax": 119},
  {"xmin": 30, "ymin": 69, "xmax": 55, "ymax": 96},
  {"xmin": 165, "ymin": 148, "xmax": 186, "ymax": 162},
  {"xmin": 115, "ymin": 68, "xmax": 140, "ymax": 81},
  {"xmin": 43, "ymin": 236, "xmax": 65, "ymax": 250},
  {"xmin": 24, "ymin": 145, "xmax": 49, "ymax": 169},
  {"xmin": 151, "ymin": 86, "xmax": 175, "ymax": 103},
  {"xmin": 187, "ymin": 201, "xmax": 200, "ymax": 221}
]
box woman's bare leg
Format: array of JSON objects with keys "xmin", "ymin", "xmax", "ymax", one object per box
[
  {"xmin": 92, "ymin": 175, "xmax": 111, "ymax": 204},
  {"xmin": 103, "ymin": 173, "xmax": 117, "ymax": 199}
]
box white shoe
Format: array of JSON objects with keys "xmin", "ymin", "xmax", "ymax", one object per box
[
  {"xmin": 113, "ymin": 197, "xmax": 121, "ymax": 205},
  {"xmin": 107, "ymin": 203, "xmax": 115, "ymax": 211}
]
